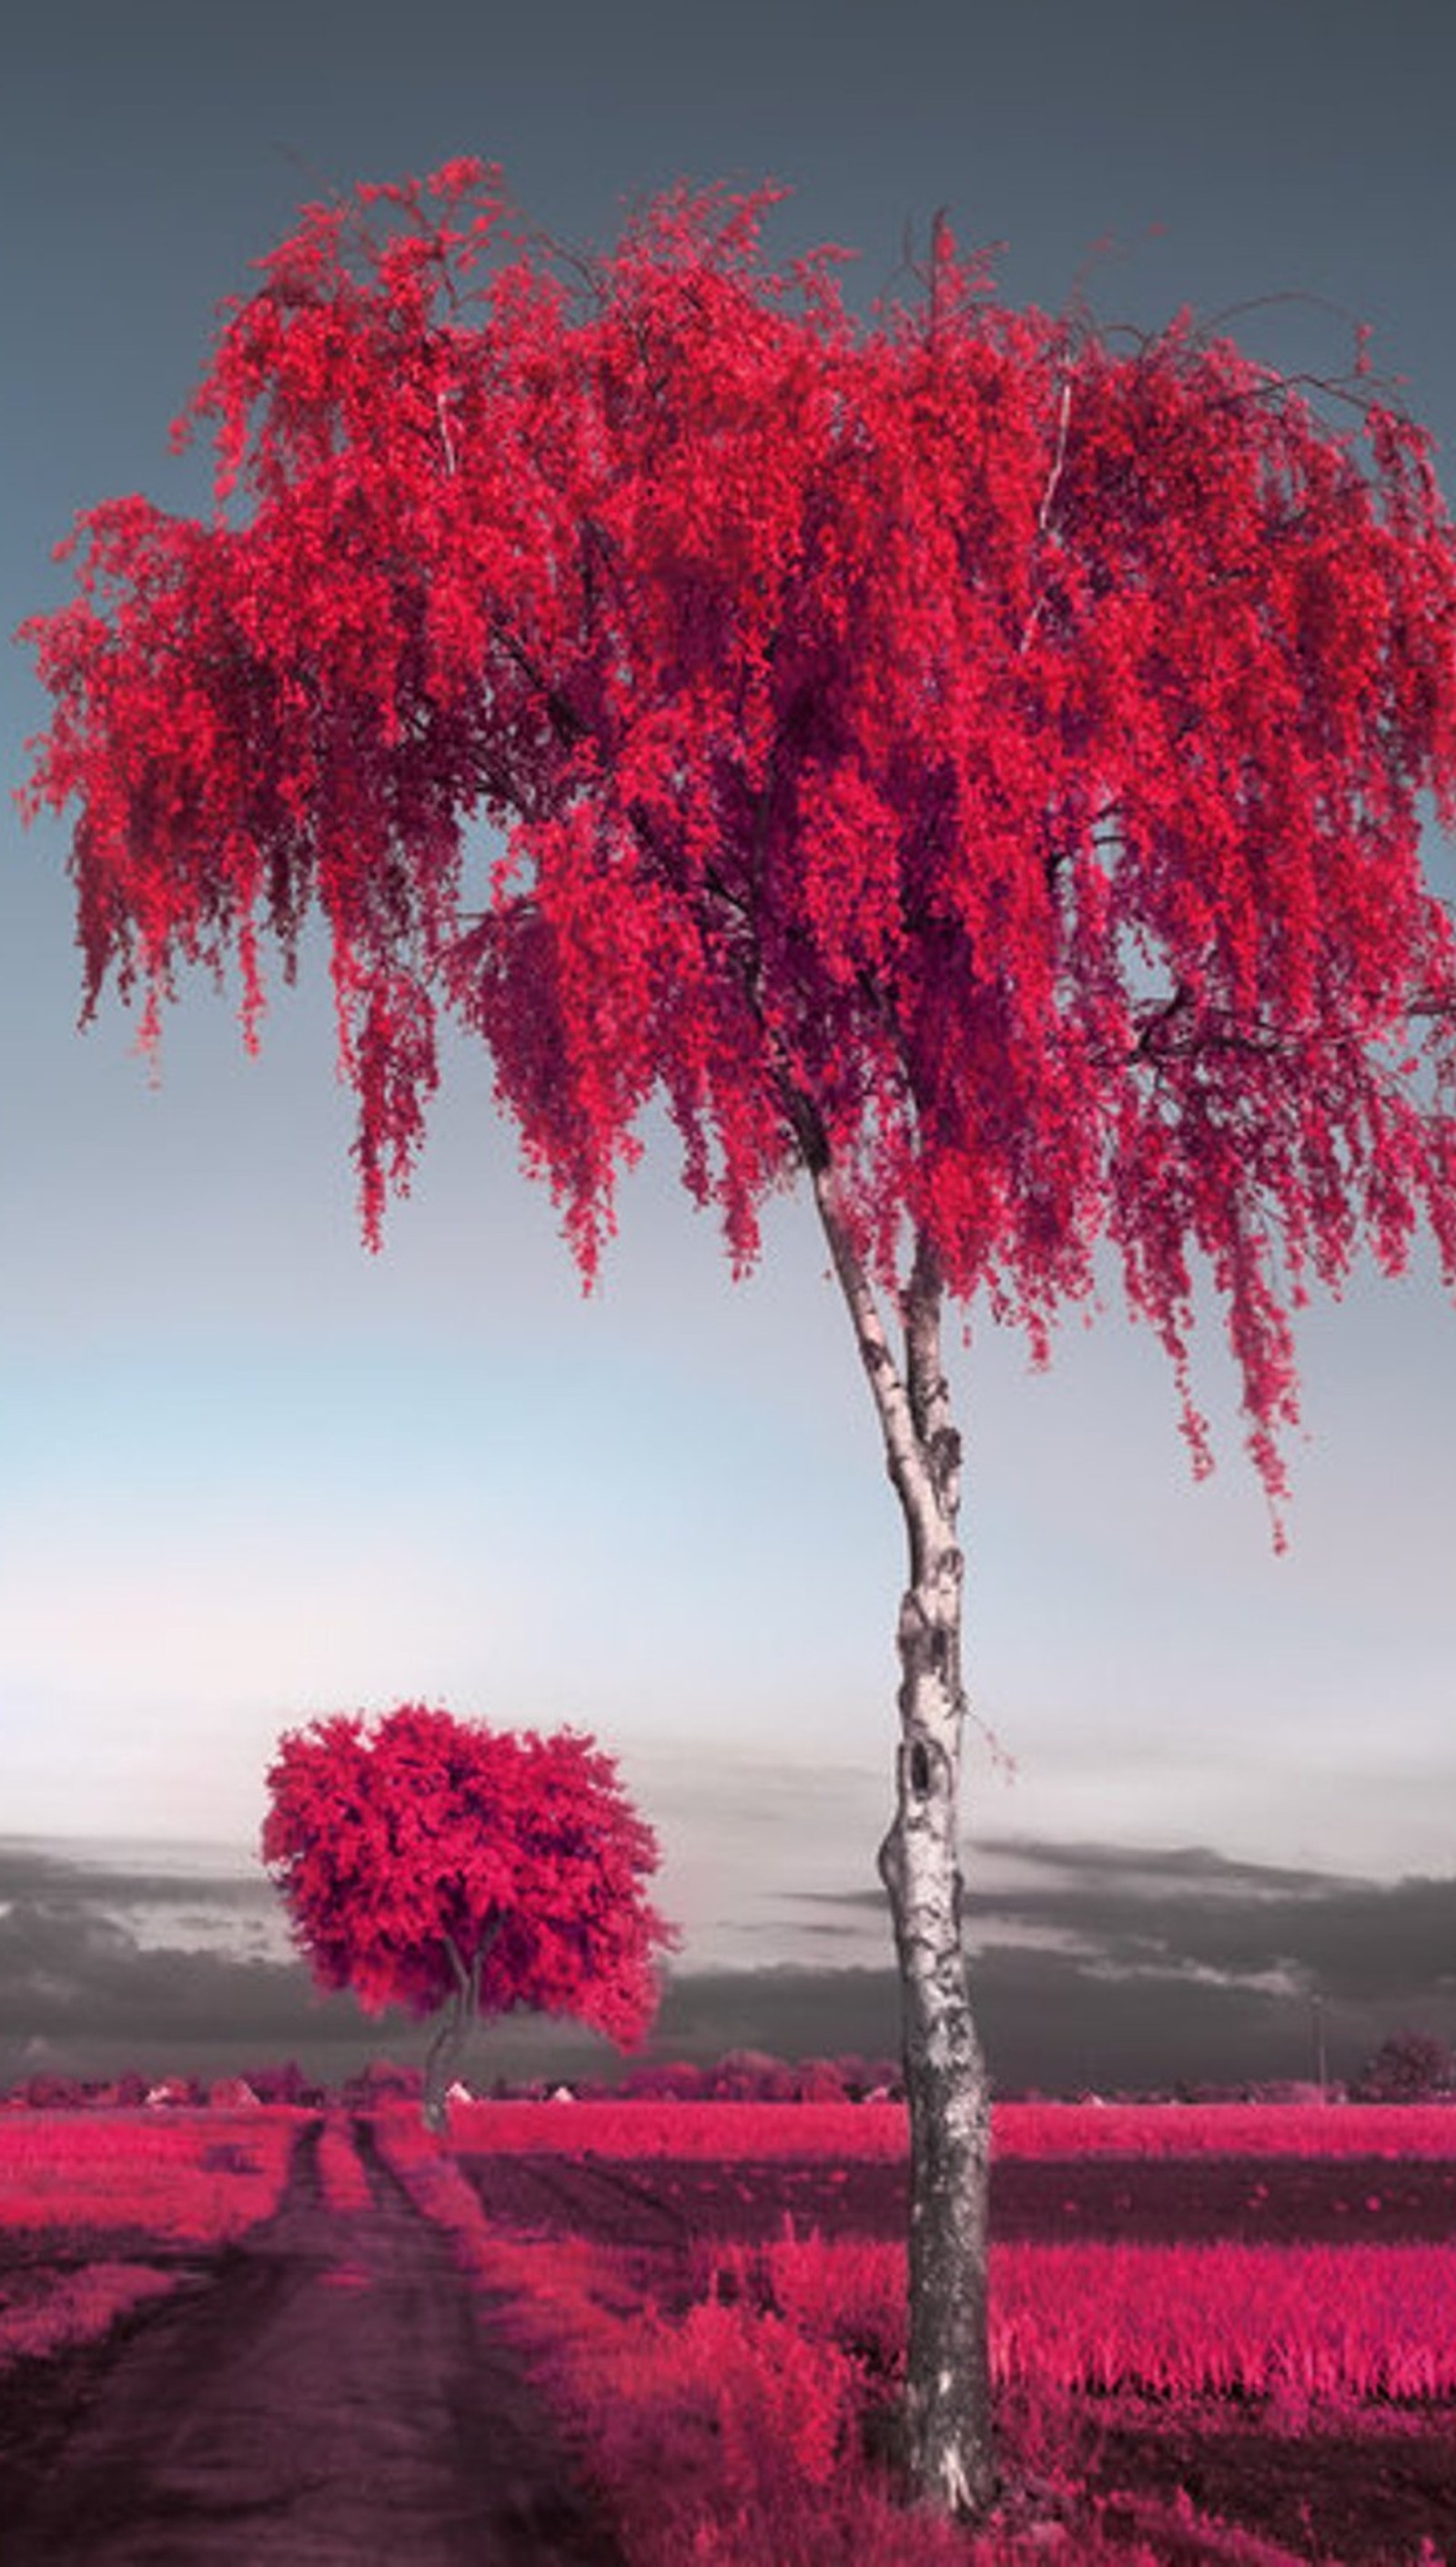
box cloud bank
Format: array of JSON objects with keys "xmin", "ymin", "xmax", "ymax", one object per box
[{"xmin": 3, "ymin": 1832, "xmax": 1452, "ymax": 2093}]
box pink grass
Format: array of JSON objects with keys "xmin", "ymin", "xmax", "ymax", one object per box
[
  {"xmin": 416, "ymin": 2096, "xmax": 1456, "ymax": 2162},
  {"xmin": 717, "ymin": 2227, "xmax": 1456, "ymax": 2401},
  {"xmin": 0, "ymin": 2108, "xmax": 298, "ymax": 2242},
  {"xmin": 374, "ymin": 2115, "xmax": 1366, "ymax": 2564},
  {"xmin": 0, "ymin": 2263, "xmax": 182, "ymax": 2369}
]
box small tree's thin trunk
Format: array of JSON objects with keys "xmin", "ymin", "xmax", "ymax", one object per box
[
  {"xmin": 421, "ymin": 1934, "xmax": 489, "ymax": 2135},
  {"xmin": 422, "ymin": 1995, "xmax": 466, "ymax": 2135},
  {"xmin": 809, "ymin": 1168, "xmax": 996, "ymax": 2519}
]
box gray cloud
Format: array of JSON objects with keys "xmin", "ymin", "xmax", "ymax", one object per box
[
  {"xmin": 0, "ymin": 1899, "xmax": 342, "ymax": 2046},
  {"xmin": 793, "ymin": 1836, "xmax": 1456, "ymax": 2012},
  {"xmin": 0, "ymin": 1842, "xmax": 269, "ymax": 1910},
  {"xmin": 2, "ymin": 1834, "xmax": 1452, "ymax": 2094}
]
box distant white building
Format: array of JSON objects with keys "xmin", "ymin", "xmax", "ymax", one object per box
[
  {"xmin": 208, "ymin": 2076, "xmax": 260, "ymax": 2109},
  {"xmin": 145, "ymin": 2077, "xmax": 193, "ymax": 2108}
]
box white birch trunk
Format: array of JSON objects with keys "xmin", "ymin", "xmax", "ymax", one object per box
[{"xmin": 809, "ymin": 1172, "xmax": 996, "ymax": 2518}]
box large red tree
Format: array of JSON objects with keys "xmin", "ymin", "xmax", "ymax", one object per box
[
  {"xmin": 261, "ymin": 1704, "xmax": 674, "ymax": 2130},
  {"xmin": 20, "ymin": 165, "xmax": 1456, "ymax": 2515}
]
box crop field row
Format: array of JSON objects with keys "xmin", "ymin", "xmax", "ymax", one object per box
[
  {"xmin": 430, "ymin": 2095, "xmax": 1456, "ymax": 2161},
  {"xmin": 449, "ymin": 2139, "xmax": 1456, "ymax": 2246},
  {"xmin": 381, "ymin": 2114, "xmax": 1456, "ymax": 2397},
  {"xmin": 713, "ymin": 2229, "xmax": 1456, "ymax": 2403},
  {"xmin": 374, "ymin": 2111, "xmax": 1456, "ymax": 2564},
  {"xmin": 424, "ymin": 2140, "xmax": 1456, "ymax": 2406}
]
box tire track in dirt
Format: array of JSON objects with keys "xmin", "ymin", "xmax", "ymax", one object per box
[
  {"xmin": 3, "ymin": 2115, "xmax": 626, "ymax": 2566},
  {"xmin": 450, "ymin": 2150, "xmax": 697, "ymax": 2248}
]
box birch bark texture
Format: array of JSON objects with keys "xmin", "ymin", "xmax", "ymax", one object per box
[
  {"xmin": 24, "ymin": 167, "xmax": 1456, "ymax": 2519},
  {"xmin": 813, "ymin": 1170, "xmax": 993, "ymax": 2513}
]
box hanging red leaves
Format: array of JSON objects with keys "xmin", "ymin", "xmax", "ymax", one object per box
[{"xmin": 20, "ymin": 165, "xmax": 1456, "ymax": 1506}]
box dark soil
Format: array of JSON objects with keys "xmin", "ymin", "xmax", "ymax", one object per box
[
  {"xmin": 1087, "ymin": 2397, "xmax": 1456, "ymax": 2567},
  {"xmin": 0, "ymin": 2117, "xmax": 626, "ymax": 2566},
  {"xmin": 986, "ymin": 2155, "xmax": 1456, "ymax": 2245},
  {"xmin": 452, "ymin": 2146, "xmax": 1456, "ymax": 2247}
]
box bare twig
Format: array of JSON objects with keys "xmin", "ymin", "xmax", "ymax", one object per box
[
  {"xmin": 1037, "ymin": 380, "xmax": 1073, "ymax": 535},
  {"xmin": 1019, "ymin": 380, "xmax": 1073, "ymax": 654},
  {"xmin": 435, "ymin": 389, "xmax": 458, "ymax": 478}
]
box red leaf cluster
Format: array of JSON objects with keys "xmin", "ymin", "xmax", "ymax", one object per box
[
  {"xmin": 259, "ymin": 1703, "xmax": 676, "ymax": 2043},
  {"xmin": 20, "ymin": 168, "xmax": 1456, "ymax": 1503}
]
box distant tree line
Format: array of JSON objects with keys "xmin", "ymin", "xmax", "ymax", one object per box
[
  {"xmin": 2, "ymin": 2050, "xmax": 909, "ymax": 2109},
  {"xmin": 7, "ymin": 2031, "xmax": 1454, "ymax": 2111},
  {"xmin": 1349, "ymin": 2029, "xmax": 1456, "ymax": 2103}
]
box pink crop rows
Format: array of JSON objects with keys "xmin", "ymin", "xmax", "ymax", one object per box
[
  {"xmin": 431, "ymin": 2095, "xmax": 1456, "ymax": 2161},
  {"xmin": 377, "ymin": 2108, "xmax": 1455, "ymax": 2563},
  {"xmin": 710, "ymin": 2227, "xmax": 1456, "ymax": 2402}
]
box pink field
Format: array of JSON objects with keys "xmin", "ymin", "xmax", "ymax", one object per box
[
  {"xmin": 381, "ymin": 2105, "xmax": 1456, "ymax": 2401},
  {"xmin": 374, "ymin": 2102, "xmax": 1456, "ymax": 2562},
  {"xmin": 3, "ymin": 2099, "xmax": 1455, "ymax": 2562},
  {"xmin": 433, "ymin": 2095, "xmax": 1456, "ymax": 2161},
  {"xmin": 0, "ymin": 2106, "xmax": 298, "ymax": 2243},
  {"xmin": 0, "ymin": 2107, "xmax": 299, "ymax": 2374},
  {"xmin": 987, "ymin": 2104, "xmax": 1456, "ymax": 2161},
  {"xmin": 707, "ymin": 2228, "xmax": 1456, "ymax": 2400}
]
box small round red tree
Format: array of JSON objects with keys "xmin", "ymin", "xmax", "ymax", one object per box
[
  {"xmin": 20, "ymin": 165, "xmax": 1456, "ymax": 2515},
  {"xmin": 260, "ymin": 1703, "xmax": 676, "ymax": 2129}
]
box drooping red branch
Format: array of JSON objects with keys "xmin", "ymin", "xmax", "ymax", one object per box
[{"xmin": 20, "ymin": 162, "xmax": 1456, "ymax": 1502}]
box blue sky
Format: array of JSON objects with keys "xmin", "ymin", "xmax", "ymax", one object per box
[{"xmin": 4, "ymin": 0, "xmax": 1456, "ymax": 2057}]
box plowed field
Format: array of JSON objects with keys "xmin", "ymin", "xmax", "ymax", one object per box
[{"xmin": 452, "ymin": 2146, "xmax": 1456, "ymax": 2245}]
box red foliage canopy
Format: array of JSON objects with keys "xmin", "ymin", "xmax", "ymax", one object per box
[
  {"xmin": 20, "ymin": 165, "xmax": 1456, "ymax": 1503},
  {"xmin": 260, "ymin": 1704, "xmax": 675, "ymax": 2043}
]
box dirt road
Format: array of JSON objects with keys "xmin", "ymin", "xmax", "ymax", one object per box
[{"xmin": 0, "ymin": 2119, "xmax": 626, "ymax": 2566}]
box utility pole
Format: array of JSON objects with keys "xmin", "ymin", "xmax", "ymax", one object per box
[{"xmin": 1312, "ymin": 1992, "xmax": 1329, "ymax": 2100}]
